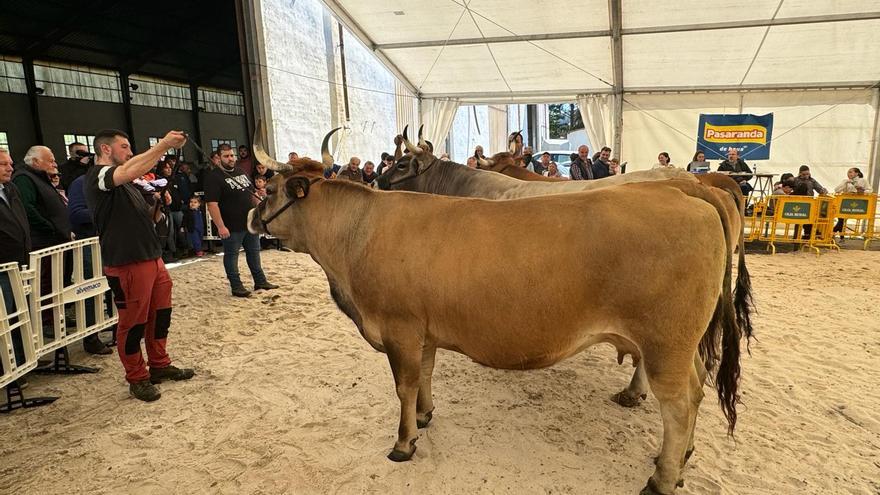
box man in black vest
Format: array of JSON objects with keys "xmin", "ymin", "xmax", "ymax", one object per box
[
  {"xmin": 0, "ymin": 148, "xmax": 30, "ymax": 375},
  {"xmin": 12, "ymin": 146, "xmax": 71, "ymax": 249}
]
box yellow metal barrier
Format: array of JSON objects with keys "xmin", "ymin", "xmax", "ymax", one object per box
[
  {"xmin": 758, "ymin": 196, "xmax": 823, "ymax": 255},
  {"xmin": 807, "ymin": 195, "xmax": 840, "ymax": 253},
  {"xmin": 832, "ymin": 193, "xmax": 878, "ymax": 250}
]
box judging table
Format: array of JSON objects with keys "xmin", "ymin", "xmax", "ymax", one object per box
[{"xmin": 721, "ymin": 172, "xmax": 776, "ymax": 206}]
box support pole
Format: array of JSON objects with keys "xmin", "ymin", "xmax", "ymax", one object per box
[
  {"xmin": 870, "ymin": 87, "xmax": 880, "ymax": 193},
  {"xmin": 189, "ymin": 84, "xmax": 204, "ymax": 162},
  {"xmin": 608, "ymin": 0, "xmax": 624, "ymax": 157},
  {"xmin": 22, "ymin": 58, "xmax": 43, "ymax": 144},
  {"xmin": 119, "ymin": 71, "xmax": 136, "ymax": 153}
]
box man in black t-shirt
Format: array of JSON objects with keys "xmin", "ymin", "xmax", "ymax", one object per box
[
  {"xmin": 204, "ymin": 144, "xmax": 278, "ymax": 298},
  {"xmin": 85, "ymin": 129, "xmax": 195, "ymax": 402}
]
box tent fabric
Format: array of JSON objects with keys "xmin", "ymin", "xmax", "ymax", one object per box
[
  {"xmin": 319, "ymin": 0, "xmax": 879, "ymax": 183},
  {"xmin": 321, "ymin": 0, "xmax": 880, "ymax": 101},
  {"xmin": 619, "ymin": 89, "xmax": 876, "ymax": 189}
]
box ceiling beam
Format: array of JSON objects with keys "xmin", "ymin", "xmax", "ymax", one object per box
[
  {"xmin": 376, "ymin": 11, "xmax": 880, "ymax": 50},
  {"xmin": 420, "ymin": 81, "xmax": 879, "ymax": 103},
  {"xmin": 377, "ymin": 29, "xmax": 610, "ymax": 50},
  {"xmin": 318, "ymin": 0, "xmax": 420, "ymax": 96}
]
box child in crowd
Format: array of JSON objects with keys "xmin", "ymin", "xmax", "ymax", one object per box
[
  {"xmin": 184, "ymin": 196, "xmax": 205, "ymax": 257},
  {"xmin": 254, "ymin": 175, "xmax": 268, "ymax": 200}
]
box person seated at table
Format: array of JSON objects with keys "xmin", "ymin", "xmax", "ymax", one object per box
[{"xmin": 717, "ymin": 148, "xmax": 753, "ymax": 195}]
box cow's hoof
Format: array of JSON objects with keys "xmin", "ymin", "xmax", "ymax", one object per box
[
  {"xmin": 639, "ymin": 477, "xmax": 673, "ymax": 495},
  {"xmin": 684, "ymin": 448, "xmax": 695, "ymax": 463},
  {"xmin": 387, "ymin": 441, "xmax": 416, "ymax": 462},
  {"xmin": 416, "ymin": 409, "xmax": 434, "ymax": 429},
  {"xmin": 611, "ymin": 391, "xmax": 646, "ymax": 408}
]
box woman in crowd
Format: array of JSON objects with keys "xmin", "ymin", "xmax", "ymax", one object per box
[
  {"xmin": 544, "ymin": 162, "xmax": 566, "ymax": 179},
  {"xmin": 834, "ymin": 167, "xmax": 871, "ymax": 195},
  {"xmin": 686, "ymin": 151, "xmax": 708, "ymax": 172},
  {"xmin": 652, "ymin": 152, "xmax": 674, "ymax": 169},
  {"xmin": 833, "ymin": 167, "xmax": 872, "ymax": 239}
]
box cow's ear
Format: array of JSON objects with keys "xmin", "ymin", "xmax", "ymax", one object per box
[{"xmin": 413, "ymin": 152, "xmax": 434, "ymax": 172}]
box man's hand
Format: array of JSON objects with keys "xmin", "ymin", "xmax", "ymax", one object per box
[
  {"xmin": 218, "ymin": 226, "xmax": 231, "ymax": 239},
  {"xmin": 164, "ymin": 191, "xmax": 172, "ymax": 205},
  {"xmin": 161, "ymin": 130, "xmax": 187, "ymax": 150},
  {"xmin": 394, "ymin": 135, "xmax": 403, "ymax": 146}
]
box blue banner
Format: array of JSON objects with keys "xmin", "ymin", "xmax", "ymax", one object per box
[{"xmin": 696, "ymin": 113, "xmax": 774, "ymax": 160}]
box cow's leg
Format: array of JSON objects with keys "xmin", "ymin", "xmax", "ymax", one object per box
[
  {"xmin": 416, "ymin": 344, "xmax": 437, "ymax": 428},
  {"xmin": 612, "ymin": 362, "xmax": 649, "ymax": 408},
  {"xmin": 641, "ymin": 357, "xmax": 700, "ymax": 495},
  {"xmin": 685, "ymin": 353, "xmax": 708, "ymax": 464},
  {"xmin": 385, "ymin": 335, "xmax": 423, "ymax": 462}
]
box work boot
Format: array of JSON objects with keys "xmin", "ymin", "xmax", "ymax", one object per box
[
  {"xmin": 254, "ymin": 281, "xmax": 279, "ymax": 291},
  {"xmin": 83, "ymin": 334, "xmax": 112, "ymax": 355},
  {"xmin": 149, "ymin": 365, "xmax": 195, "ymax": 384},
  {"xmin": 130, "ymin": 380, "xmax": 161, "ymax": 402},
  {"xmin": 231, "ymin": 286, "xmax": 251, "ymax": 298}
]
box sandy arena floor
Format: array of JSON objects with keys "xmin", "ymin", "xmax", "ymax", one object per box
[{"xmin": 1, "ymin": 247, "xmax": 879, "ymax": 494}]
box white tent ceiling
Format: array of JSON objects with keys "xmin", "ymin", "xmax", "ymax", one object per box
[{"xmin": 320, "ymin": 0, "xmax": 880, "ymax": 103}]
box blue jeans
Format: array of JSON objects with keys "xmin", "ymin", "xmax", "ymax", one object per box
[{"xmin": 221, "ymin": 231, "xmax": 267, "ymax": 289}]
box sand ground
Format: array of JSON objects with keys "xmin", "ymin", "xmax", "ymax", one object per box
[{"xmin": 1, "ymin": 247, "xmax": 879, "ymax": 494}]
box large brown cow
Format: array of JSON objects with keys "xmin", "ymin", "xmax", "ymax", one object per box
[
  {"xmin": 377, "ymin": 138, "xmax": 753, "ymax": 408},
  {"xmin": 249, "ymin": 129, "xmax": 745, "ymax": 494}
]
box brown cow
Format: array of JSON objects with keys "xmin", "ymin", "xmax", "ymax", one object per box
[
  {"xmin": 249, "ymin": 128, "xmax": 745, "ymax": 494},
  {"xmin": 379, "ymin": 139, "xmax": 753, "ymax": 409}
]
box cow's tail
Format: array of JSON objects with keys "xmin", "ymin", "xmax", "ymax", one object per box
[
  {"xmin": 714, "ymin": 246, "xmax": 743, "ymax": 436},
  {"xmin": 690, "ymin": 181, "xmax": 745, "ymax": 436},
  {"xmin": 734, "ymin": 226, "xmax": 755, "ymax": 349}
]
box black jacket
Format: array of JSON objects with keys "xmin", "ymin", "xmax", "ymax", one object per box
[
  {"xmin": 0, "ymin": 183, "xmax": 32, "ymax": 266},
  {"xmin": 12, "ymin": 166, "xmax": 71, "ymax": 249},
  {"xmin": 717, "ymin": 158, "xmax": 753, "ymax": 183}
]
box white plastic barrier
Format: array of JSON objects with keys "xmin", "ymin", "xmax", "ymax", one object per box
[
  {"xmin": 25, "ymin": 237, "xmax": 118, "ymax": 356},
  {"xmin": 0, "ymin": 262, "xmax": 37, "ymax": 389}
]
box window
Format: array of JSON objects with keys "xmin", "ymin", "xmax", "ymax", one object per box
[
  {"xmin": 0, "ymin": 131, "xmax": 9, "ymax": 156},
  {"xmin": 149, "ymin": 137, "xmax": 184, "ymax": 159},
  {"xmin": 34, "ymin": 62, "xmax": 121, "ymax": 103},
  {"xmin": 63, "ymin": 134, "xmax": 96, "ymax": 154},
  {"xmin": 130, "ymin": 75, "xmax": 191, "ymax": 111},
  {"xmin": 0, "ymin": 56, "xmax": 26, "ymax": 94},
  {"xmin": 210, "ymin": 139, "xmax": 237, "ymax": 153},
  {"xmin": 199, "ymin": 87, "xmax": 245, "ymax": 116}
]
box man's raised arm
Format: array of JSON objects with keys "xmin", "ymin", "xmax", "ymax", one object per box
[{"xmin": 111, "ymin": 131, "xmax": 187, "ymax": 186}]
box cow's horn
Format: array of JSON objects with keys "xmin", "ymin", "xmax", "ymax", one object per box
[
  {"xmin": 321, "ymin": 127, "xmax": 341, "ymax": 171},
  {"xmin": 477, "ymin": 156, "xmax": 492, "ymax": 168},
  {"xmin": 253, "ymin": 120, "xmax": 293, "ymax": 172},
  {"xmin": 507, "ymin": 130, "xmax": 522, "ymax": 154},
  {"xmin": 418, "ymin": 124, "xmax": 427, "ymax": 149},
  {"xmin": 402, "ymin": 125, "xmax": 422, "ymax": 155}
]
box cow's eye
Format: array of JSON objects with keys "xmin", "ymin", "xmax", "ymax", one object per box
[
  {"xmin": 266, "ymin": 184, "xmax": 276, "ymax": 195},
  {"xmin": 397, "ymin": 162, "xmax": 407, "ymax": 169}
]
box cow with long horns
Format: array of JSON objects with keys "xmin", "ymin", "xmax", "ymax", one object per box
[{"xmin": 248, "ymin": 126, "xmax": 745, "ymax": 494}]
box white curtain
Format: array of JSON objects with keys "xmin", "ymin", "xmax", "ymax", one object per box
[
  {"xmin": 576, "ymin": 94, "xmax": 615, "ymax": 152},
  {"xmin": 488, "ymin": 105, "xmax": 509, "ymax": 154},
  {"xmin": 395, "ymin": 80, "xmax": 419, "ymax": 134},
  {"xmin": 420, "ymin": 97, "xmax": 460, "ymax": 150}
]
